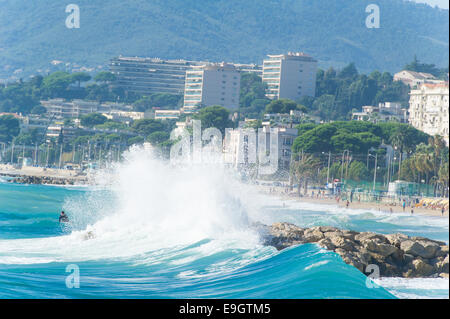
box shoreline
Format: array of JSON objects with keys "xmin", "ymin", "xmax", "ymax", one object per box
[
  {"xmin": 0, "ymin": 165, "xmax": 88, "ymax": 185},
  {"xmin": 1, "ymin": 164, "xmax": 448, "ymax": 219},
  {"xmin": 256, "ymin": 186, "xmax": 449, "ymax": 219}
]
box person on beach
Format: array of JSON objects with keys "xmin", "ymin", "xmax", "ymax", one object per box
[
  {"xmin": 442, "ymin": 207, "xmax": 445, "ymax": 216},
  {"xmin": 410, "ymin": 207, "xmax": 414, "ymax": 215},
  {"xmin": 346, "ymin": 200, "xmax": 350, "ymax": 208},
  {"xmin": 59, "ymin": 211, "xmax": 69, "ymax": 223},
  {"xmin": 402, "ymin": 200, "xmax": 406, "ymax": 212}
]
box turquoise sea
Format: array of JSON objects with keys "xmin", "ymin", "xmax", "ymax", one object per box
[{"xmin": 0, "ymin": 151, "xmax": 448, "ymax": 299}]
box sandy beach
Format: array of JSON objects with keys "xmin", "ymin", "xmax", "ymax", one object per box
[
  {"xmin": 0, "ymin": 164, "xmax": 88, "ymax": 183},
  {"xmin": 257, "ymin": 185, "xmax": 449, "ymax": 218}
]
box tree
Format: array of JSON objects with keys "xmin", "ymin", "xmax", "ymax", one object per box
[
  {"xmin": 291, "ymin": 154, "xmax": 321, "ymax": 195},
  {"xmin": 80, "ymin": 113, "xmax": 107, "ymax": 127},
  {"xmin": 194, "ymin": 105, "xmax": 233, "ymax": 134},
  {"xmin": 265, "ymin": 99, "xmax": 298, "ymax": 114},
  {"xmin": 94, "ymin": 71, "xmax": 117, "ymax": 84},
  {"xmin": 348, "ymin": 161, "xmax": 369, "ymax": 181},
  {"xmin": 41, "ymin": 71, "xmax": 72, "ymax": 98},
  {"xmin": 131, "ymin": 119, "xmax": 166, "ymax": 136},
  {"xmin": 70, "ymin": 72, "xmax": 91, "ymax": 88},
  {"xmin": 338, "ymin": 63, "xmax": 358, "ymax": 80},
  {"xmin": 404, "ymin": 56, "xmax": 441, "ymax": 77},
  {"xmin": 239, "ymin": 73, "xmax": 267, "ymax": 108},
  {"xmin": 30, "ymin": 105, "xmax": 47, "ymax": 115},
  {"xmin": 148, "ymin": 131, "xmax": 170, "ymax": 145},
  {"xmin": 0, "ymin": 115, "xmax": 20, "ymax": 142}
]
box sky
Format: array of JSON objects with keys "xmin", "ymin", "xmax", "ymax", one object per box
[{"xmin": 409, "ymin": 0, "xmax": 449, "ymax": 9}]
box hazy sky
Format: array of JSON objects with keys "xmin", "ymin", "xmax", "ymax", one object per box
[{"xmin": 409, "ymin": 0, "xmax": 449, "ymax": 9}]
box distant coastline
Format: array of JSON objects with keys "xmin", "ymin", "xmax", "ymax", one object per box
[{"xmin": 0, "ymin": 164, "xmax": 88, "ymax": 186}]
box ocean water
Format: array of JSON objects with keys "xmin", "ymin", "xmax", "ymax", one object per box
[{"xmin": 0, "ymin": 148, "xmax": 448, "ymax": 299}]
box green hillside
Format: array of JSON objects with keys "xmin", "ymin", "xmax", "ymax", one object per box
[{"xmin": 0, "ymin": 0, "xmax": 448, "ymax": 79}]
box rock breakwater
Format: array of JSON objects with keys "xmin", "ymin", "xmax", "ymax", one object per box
[{"xmin": 264, "ymin": 222, "xmax": 449, "ymax": 278}]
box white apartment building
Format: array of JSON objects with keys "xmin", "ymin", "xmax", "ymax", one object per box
[
  {"xmin": 183, "ymin": 63, "xmax": 241, "ymax": 110},
  {"xmin": 41, "ymin": 99, "xmax": 101, "ymax": 118},
  {"xmin": 41, "ymin": 99, "xmax": 133, "ymax": 119},
  {"xmin": 262, "ymin": 52, "xmax": 317, "ymax": 101},
  {"xmin": 409, "ymin": 83, "xmax": 449, "ymax": 145}
]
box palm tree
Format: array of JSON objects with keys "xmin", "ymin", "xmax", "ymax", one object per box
[
  {"xmin": 292, "ymin": 154, "xmax": 321, "ymax": 196},
  {"xmin": 438, "ymin": 162, "xmax": 449, "ymax": 197}
]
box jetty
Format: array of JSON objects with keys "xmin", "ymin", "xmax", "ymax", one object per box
[{"xmin": 264, "ymin": 222, "xmax": 449, "ymax": 278}]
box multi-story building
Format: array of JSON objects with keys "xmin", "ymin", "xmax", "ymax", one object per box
[
  {"xmin": 41, "ymin": 99, "xmax": 134, "ymax": 119},
  {"xmin": 263, "ymin": 109, "xmax": 321, "ymax": 125},
  {"xmin": 262, "ymin": 52, "xmax": 317, "ymax": 101},
  {"xmin": 409, "ymin": 83, "xmax": 449, "ymax": 145},
  {"xmin": 351, "ymin": 102, "xmax": 408, "ymax": 123},
  {"xmin": 183, "ymin": 63, "xmax": 240, "ymax": 110},
  {"xmin": 110, "ymin": 56, "xmax": 206, "ymax": 95},
  {"xmin": 154, "ymin": 109, "xmax": 182, "ymax": 120},
  {"xmin": 41, "ymin": 99, "xmax": 101, "ymax": 118},
  {"xmin": 393, "ymin": 70, "xmax": 440, "ymax": 87},
  {"xmin": 110, "ymin": 56, "xmax": 261, "ymax": 98}
]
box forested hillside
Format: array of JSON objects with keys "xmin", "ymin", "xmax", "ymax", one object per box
[{"xmin": 0, "ymin": 0, "xmax": 448, "ymax": 80}]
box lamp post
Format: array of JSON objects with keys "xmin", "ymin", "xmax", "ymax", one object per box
[
  {"xmin": 368, "ymin": 148, "xmax": 378, "ymax": 193},
  {"xmin": 341, "ymin": 150, "xmax": 350, "ymax": 181},
  {"xmin": 322, "ymin": 151, "xmax": 332, "ymax": 186}
]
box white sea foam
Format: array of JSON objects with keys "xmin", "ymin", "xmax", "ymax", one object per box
[
  {"xmin": 0, "ymin": 146, "xmax": 261, "ymax": 264},
  {"xmin": 375, "ymin": 277, "xmax": 449, "ymax": 299}
]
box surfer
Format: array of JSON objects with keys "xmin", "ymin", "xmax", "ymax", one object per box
[{"xmin": 59, "ymin": 211, "xmax": 69, "ymax": 223}]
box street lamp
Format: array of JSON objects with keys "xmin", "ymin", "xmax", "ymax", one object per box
[
  {"xmin": 368, "ymin": 148, "xmax": 378, "ymax": 193},
  {"xmin": 322, "ymin": 151, "xmax": 332, "ymax": 186},
  {"xmin": 341, "ymin": 150, "xmax": 350, "ymax": 181}
]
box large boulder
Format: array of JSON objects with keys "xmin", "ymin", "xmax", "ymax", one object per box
[
  {"xmin": 355, "ymin": 232, "xmax": 388, "ymax": 244},
  {"xmin": 303, "ymin": 228, "xmax": 324, "ymax": 242},
  {"xmin": 411, "ymin": 259, "xmax": 435, "ymax": 277},
  {"xmin": 401, "ymin": 240, "xmax": 440, "ymax": 259},
  {"xmin": 436, "ymin": 255, "xmax": 449, "ymax": 273},
  {"xmin": 364, "ymin": 241, "xmax": 400, "ymax": 257},
  {"xmin": 401, "ymin": 241, "xmax": 426, "ymax": 258},
  {"xmin": 385, "ymin": 233, "xmax": 409, "ymax": 248}
]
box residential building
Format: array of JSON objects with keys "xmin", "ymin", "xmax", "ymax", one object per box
[
  {"xmin": 351, "ymin": 102, "xmax": 408, "ymax": 123},
  {"xmin": 45, "ymin": 126, "xmax": 77, "ymax": 143},
  {"xmin": 183, "ymin": 63, "xmax": 241, "ymax": 110},
  {"xmin": 393, "ymin": 70, "xmax": 440, "ymax": 87},
  {"xmin": 263, "ymin": 109, "xmax": 321, "ymax": 125},
  {"xmin": 103, "ymin": 111, "xmax": 145, "ymax": 123},
  {"xmin": 41, "ymin": 99, "xmax": 101, "ymax": 118},
  {"xmin": 262, "ymin": 52, "xmax": 317, "ymax": 100},
  {"xmin": 110, "ymin": 56, "xmax": 207, "ymax": 95},
  {"xmin": 409, "ymin": 83, "xmax": 449, "ymax": 145},
  {"xmin": 41, "ymin": 99, "xmax": 133, "ymax": 119},
  {"xmin": 154, "ymin": 109, "xmax": 182, "ymax": 120}
]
